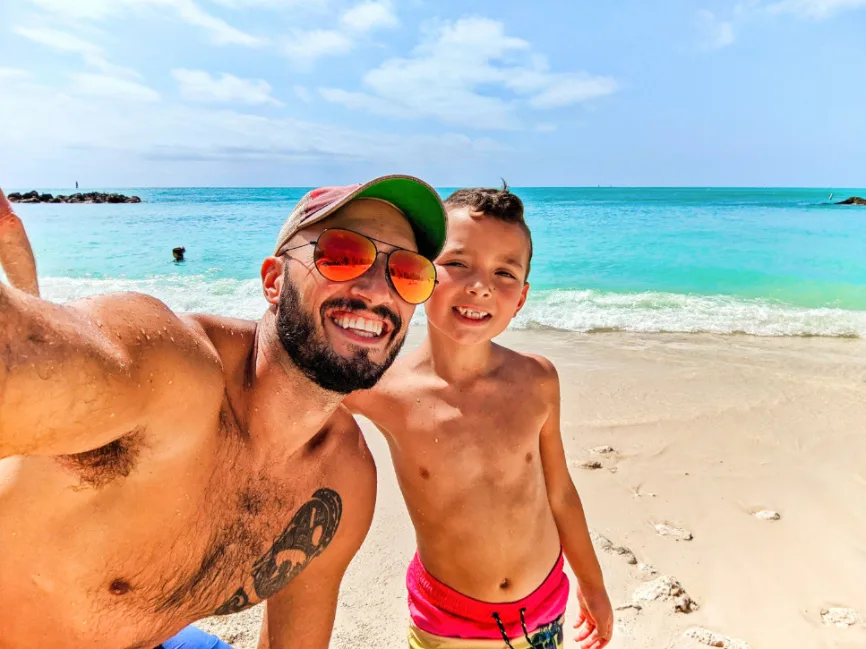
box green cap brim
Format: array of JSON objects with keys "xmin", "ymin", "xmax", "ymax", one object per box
[{"xmin": 356, "ymin": 176, "xmax": 446, "ymax": 260}]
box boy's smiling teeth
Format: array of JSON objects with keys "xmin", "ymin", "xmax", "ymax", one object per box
[
  {"xmin": 454, "ymin": 306, "xmax": 490, "ymax": 320},
  {"xmin": 331, "ymin": 314, "xmax": 384, "ymax": 338}
]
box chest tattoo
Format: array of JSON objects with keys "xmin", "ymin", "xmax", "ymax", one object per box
[{"xmin": 213, "ymin": 488, "xmax": 342, "ymax": 615}]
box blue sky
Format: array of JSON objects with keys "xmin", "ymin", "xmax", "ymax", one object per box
[{"xmin": 1, "ymin": 0, "xmax": 864, "ymax": 187}]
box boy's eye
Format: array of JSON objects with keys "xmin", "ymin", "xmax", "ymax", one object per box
[
  {"xmin": 497, "ymin": 270, "xmax": 517, "ymax": 279},
  {"xmin": 442, "ymin": 261, "xmax": 466, "ymax": 268}
]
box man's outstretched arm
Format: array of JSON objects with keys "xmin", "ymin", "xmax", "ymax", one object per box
[
  {"xmin": 0, "ymin": 188, "xmax": 39, "ymax": 296},
  {"xmin": 0, "ymin": 285, "xmax": 224, "ymax": 459}
]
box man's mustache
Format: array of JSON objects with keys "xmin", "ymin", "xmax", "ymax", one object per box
[{"xmin": 321, "ymin": 298, "xmax": 402, "ymax": 333}]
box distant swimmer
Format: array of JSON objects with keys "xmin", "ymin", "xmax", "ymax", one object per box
[
  {"xmin": 829, "ymin": 193, "xmax": 833, "ymax": 201},
  {"xmin": 75, "ymin": 181, "xmax": 78, "ymax": 189},
  {"xmin": 172, "ymin": 245, "xmax": 186, "ymax": 262}
]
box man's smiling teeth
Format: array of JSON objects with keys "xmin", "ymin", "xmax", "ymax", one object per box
[
  {"xmin": 331, "ymin": 314, "xmax": 383, "ymax": 338},
  {"xmin": 455, "ymin": 306, "xmax": 489, "ymax": 320}
]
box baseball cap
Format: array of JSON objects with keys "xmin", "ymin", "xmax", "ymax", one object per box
[{"xmin": 273, "ymin": 175, "xmax": 447, "ymax": 260}]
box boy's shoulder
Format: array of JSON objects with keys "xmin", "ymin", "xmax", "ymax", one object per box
[
  {"xmin": 343, "ymin": 351, "xmax": 432, "ymax": 419},
  {"xmin": 495, "ymin": 344, "xmax": 559, "ymax": 384}
]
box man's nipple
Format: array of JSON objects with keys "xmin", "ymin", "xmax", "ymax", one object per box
[{"xmin": 109, "ymin": 578, "xmax": 132, "ymax": 596}]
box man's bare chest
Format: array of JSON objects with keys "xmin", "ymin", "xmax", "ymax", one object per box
[
  {"xmin": 0, "ymin": 425, "xmax": 345, "ymax": 647},
  {"xmin": 92, "ymin": 455, "xmax": 342, "ymax": 624}
]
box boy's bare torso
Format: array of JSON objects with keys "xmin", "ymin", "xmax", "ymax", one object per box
[
  {"xmin": 0, "ymin": 314, "xmax": 372, "ymax": 649},
  {"xmin": 355, "ymin": 343, "xmax": 562, "ymax": 602}
]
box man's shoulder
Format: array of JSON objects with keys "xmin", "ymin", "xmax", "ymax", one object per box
[
  {"xmin": 309, "ymin": 407, "xmax": 377, "ymax": 563},
  {"xmin": 69, "ymin": 292, "xmax": 227, "ymax": 382},
  {"xmin": 314, "ymin": 407, "xmax": 376, "ymax": 491}
]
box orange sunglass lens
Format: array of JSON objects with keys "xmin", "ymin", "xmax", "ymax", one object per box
[
  {"xmin": 388, "ymin": 249, "xmax": 436, "ymax": 304},
  {"xmin": 314, "ymin": 229, "xmax": 376, "ymax": 282}
]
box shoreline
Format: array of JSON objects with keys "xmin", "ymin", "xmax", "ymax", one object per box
[{"xmin": 197, "ymin": 329, "xmax": 866, "ymax": 648}]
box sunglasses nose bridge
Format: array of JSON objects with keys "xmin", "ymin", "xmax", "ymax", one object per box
[{"xmin": 347, "ymin": 251, "xmax": 395, "ymax": 298}]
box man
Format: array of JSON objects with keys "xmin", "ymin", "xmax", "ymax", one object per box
[
  {"xmin": 0, "ymin": 188, "xmax": 39, "ymax": 296},
  {"xmin": 0, "ymin": 176, "xmax": 446, "ymax": 649}
]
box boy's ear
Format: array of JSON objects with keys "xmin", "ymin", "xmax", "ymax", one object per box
[{"xmin": 514, "ymin": 282, "xmax": 530, "ymax": 316}]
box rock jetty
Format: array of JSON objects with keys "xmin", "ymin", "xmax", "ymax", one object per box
[
  {"xmin": 7, "ymin": 190, "xmax": 141, "ymax": 204},
  {"xmin": 835, "ymin": 196, "xmax": 866, "ymax": 205}
]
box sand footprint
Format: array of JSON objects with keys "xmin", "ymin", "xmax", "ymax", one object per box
[
  {"xmin": 654, "ymin": 522, "xmax": 694, "ymax": 541},
  {"xmin": 683, "ymin": 626, "xmax": 751, "ymax": 649},
  {"xmin": 632, "ymin": 575, "xmax": 699, "ymax": 613},
  {"xmin": 821, "ymin": 607, "xmax": 860, "ymax": 628},
  {"xmin": 752, "ymin": 509, "xmax": 781, "ymax": 521},
  {"xmin": 575, "ymin": 445, "xmax": 622, "ymax": 472}
]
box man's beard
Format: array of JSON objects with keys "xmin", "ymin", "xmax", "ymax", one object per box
[{"xmin": 275, "ymin": 274, "xmax": 405, "ymax": 394}]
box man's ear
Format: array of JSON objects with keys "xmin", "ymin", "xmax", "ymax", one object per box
[
  {"xmin": 514, "ymin": 282, "xmax": 530, "ymax": 316},
  {"xmin": 261, "ymin": 256, "xmax": 285, "ymax": 306}
]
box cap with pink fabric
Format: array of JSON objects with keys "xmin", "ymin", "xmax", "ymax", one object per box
[{"xmin": 273, "ymin": 174, "xmax": 447, "ymax": 261}]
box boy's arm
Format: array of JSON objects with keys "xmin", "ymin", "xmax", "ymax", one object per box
[
  {"xmin": 535, "ymin": 356, "xmax": 613, "ymax": 649},
  {"xmin": 0, "ymin": 188, "xmax": 39, "ymax": 296}
]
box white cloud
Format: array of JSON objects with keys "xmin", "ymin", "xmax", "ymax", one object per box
[
  {"xmin": 13, "ymin": 26, "xmax": 143, "ymax": 78},
  {"xmin": 172, "ymin": 69, "xmax": 283, "ymax": 106},
  {"xmin": 319, "ymin": 17, "xmax": 617, "ymax": 130},
  {"xmin": 529, "ymin": 76, "xmax": 620, "ymax": 108},
  {"xmin": 210, "ymin": 0, "xmax": 321, "ymax": 7},
  {"xmin": 14, "ymin": 26, "xmax": 102, "ymax": 56},
  {"xmin": 0, "ymin": 80, "xmax": 504, "ymax": 168},
  {"xmin": 318, "ymin": 88, "xmax": 412, "ymax": 117},
  {"xmin": 764, "ymin": 0, "xmax": 866, "ymax": 18},
  {"xmin": 0, "ymin": 68, "xmax": 31, "ymax": 81},
  {"xmin": 281, "ymin": 2, "xmax": 397, "ymax": 67},
  {"xmin": 283, "ymin": 29, "xmax": 354, "ymax": 67},
  {"xmin": 173, "ymin": 1, "xmax": 265, "ymax": 46},
  {"xmin": 69, "ymin": 73, "xmax": 161, "ymax": 102},
  {"xmin": 294, "ymin": 85, "xmax": 314, "ymax": 102},
  {"xmin": 341, "ymin": 1, "xmax": 398, "ymax": 32},
  {"xmin": 695, "ymin": 10, "xmax": 736, "ymax": 50},
  {"xmin": 26, "ymin": 0, "xmax": 265, "ymax": 47}
]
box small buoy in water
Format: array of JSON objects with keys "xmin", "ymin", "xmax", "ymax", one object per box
[{"xmin": 173, "ymin": 246, "xmax": 186, "ymax": 262}]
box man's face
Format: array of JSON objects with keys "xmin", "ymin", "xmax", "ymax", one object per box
[{"xmin": 271, "ymin": 198, "xmax": 419, "ymax": 394}]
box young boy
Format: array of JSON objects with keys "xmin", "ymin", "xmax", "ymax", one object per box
[{"xmin": 347, "ymin": 186, "xmax": 613, "ymax": 649}]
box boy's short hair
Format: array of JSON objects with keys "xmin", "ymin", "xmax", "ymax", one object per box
[{"xmin": 444, "ymin": 182, "xmax": 533, "ymax": 279}]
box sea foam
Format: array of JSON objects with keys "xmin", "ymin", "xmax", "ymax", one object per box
[{"xmin": 38, "ymin": 276, "xmax": 866, "ymax": 338}]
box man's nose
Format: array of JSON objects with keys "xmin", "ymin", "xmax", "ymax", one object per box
[{"xmin": 347, "ymin": 254, "xmax": 395, "ymax": 305}]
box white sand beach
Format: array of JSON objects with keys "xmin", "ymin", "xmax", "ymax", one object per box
[{"xmin": 199, "ymin": 328, "xmax": 866, "ymax": 649}]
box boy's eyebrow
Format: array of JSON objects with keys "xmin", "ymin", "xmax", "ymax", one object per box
[{"xmin": 443, "ymin": 247, "xmax": 525, "ymax": 268}]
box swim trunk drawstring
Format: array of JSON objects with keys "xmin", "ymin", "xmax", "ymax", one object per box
[{"xmin": 492, "ymin": 608, "xmax": 535, "ymax": 648}]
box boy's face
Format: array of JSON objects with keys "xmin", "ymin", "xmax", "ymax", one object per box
[{"xmin": 425, "ymin": 206, "xmax": 530, "ymax": 344}]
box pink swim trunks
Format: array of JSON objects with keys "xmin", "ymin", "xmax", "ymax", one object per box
[{"xmin": 406, "ymin": 551, "xmax": 568, "ymax": 647}]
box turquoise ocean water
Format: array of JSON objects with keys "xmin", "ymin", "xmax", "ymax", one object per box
[{"xmin": 8, "ymin": 187, "xmax": 866, "ymax": 337}]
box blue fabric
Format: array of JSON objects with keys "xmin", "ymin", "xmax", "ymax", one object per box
[{"xmin": 159, "ymin": 626, "xmax": 234, "ymax": 649}]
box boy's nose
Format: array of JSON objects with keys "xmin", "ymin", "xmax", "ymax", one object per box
[{"xmin": 465, "ymin": 275, "xmax": 492, "ymax": 298}]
